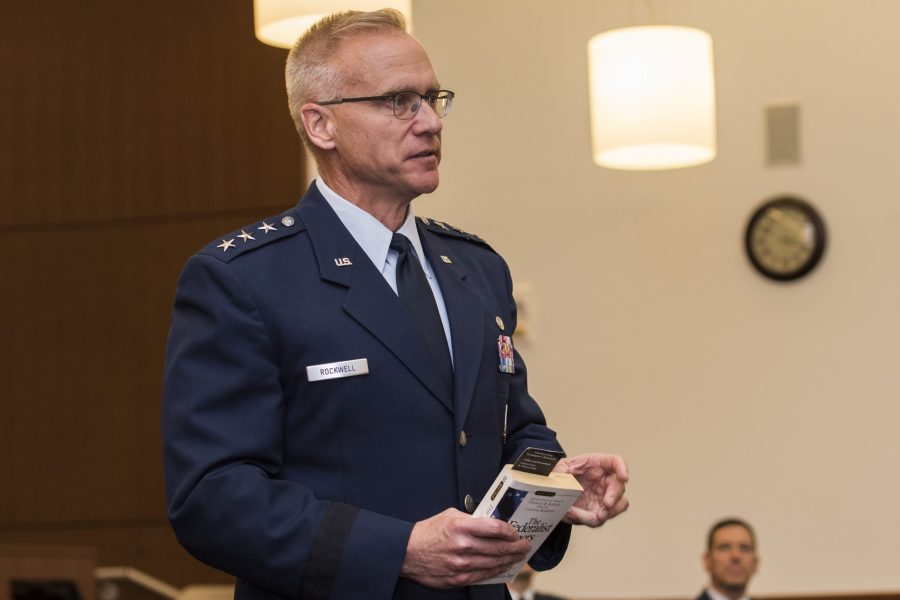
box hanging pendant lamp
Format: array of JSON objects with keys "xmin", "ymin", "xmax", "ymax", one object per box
[
  {"xmin": 253, "ymin": 0, "xmax": 412, "ymax": 49},
  {"xmin": 588, "ymin": 25, "xmax": 717, "ymax": 170}
]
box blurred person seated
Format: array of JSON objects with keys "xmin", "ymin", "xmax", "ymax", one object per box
[
  {"xmin": 698, "ymin": 517, "xmax": 759, "ymax": 600},
  {"xmin": 507, "ymin": 564, "xmax": 568, "ymax": 600}
]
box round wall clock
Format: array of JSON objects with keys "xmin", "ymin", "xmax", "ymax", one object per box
[{"xmin": 744, "ymin": 196, "xmax": 827, "ymax": 281}]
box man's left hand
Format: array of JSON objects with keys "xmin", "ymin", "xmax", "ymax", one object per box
[{"xmin": 553, "ymin": 453, "xmax": 629, "ymax": 527}]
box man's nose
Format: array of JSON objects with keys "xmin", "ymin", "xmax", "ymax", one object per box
[{"xmin": 412, "ymin": 101, "xmax": 443, "ymax": 134}]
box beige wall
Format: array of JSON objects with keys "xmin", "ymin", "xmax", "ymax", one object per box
[{"xmin": 412, "ymin": 1, "xmax": 900, "ymax": 598}]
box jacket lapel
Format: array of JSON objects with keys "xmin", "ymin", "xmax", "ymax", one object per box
[
  {"xmin": 296, "ymin": 187, "xmax": 454, "ymax": 412},
  {"xmin": 417, "ymin": 225, "xmax": 487, "ymax": 434}
]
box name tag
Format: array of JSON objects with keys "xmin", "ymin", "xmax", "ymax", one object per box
[{"xmin": 306, "ymin": 358, "xmax": 369, "ymax": 382}]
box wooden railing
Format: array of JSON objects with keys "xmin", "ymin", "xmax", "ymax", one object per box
[{"xmin": 0, "ymin": 545, "xmax": 96, "ymax": 600}]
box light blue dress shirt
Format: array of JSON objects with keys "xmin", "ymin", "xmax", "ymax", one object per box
[{"xmin": 316, "ymin": 177, "xmax": 454, "ymax": 364}]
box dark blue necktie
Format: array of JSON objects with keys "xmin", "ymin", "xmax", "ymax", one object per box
[{"xmin": 390, "ymin": 233, "xmax": 454, "ymax": 391}]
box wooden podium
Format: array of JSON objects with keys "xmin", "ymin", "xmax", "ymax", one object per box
[{"xmin": 0, "ymin": 545, "xmax": 97, "ymax": 600}]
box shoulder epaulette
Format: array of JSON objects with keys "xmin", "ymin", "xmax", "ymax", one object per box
[
  {"xmin": 417, "ymin": 216, "xmax": 495, "ymax": 251},
  {"xmin": 200, "ymin": 209, "xmax": 305, "ymax": 262}
]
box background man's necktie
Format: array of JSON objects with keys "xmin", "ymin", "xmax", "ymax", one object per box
[{"xmin": 390, "ymin": 233, "xmax": 454, "ymax": 392}]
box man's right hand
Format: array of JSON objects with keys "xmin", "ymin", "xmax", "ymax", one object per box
[{"xmin": 399, "ymin": 508, "xmax": 531, "ymax": 588}]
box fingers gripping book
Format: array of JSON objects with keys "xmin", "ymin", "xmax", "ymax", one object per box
[{"xmin": 472, "ymin": 448, "xmax": 583, "ymax": 585}]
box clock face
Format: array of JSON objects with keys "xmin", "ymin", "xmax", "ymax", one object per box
[{"xmin": 745, "ymin": 197, "xmax": 826, "ymax": 281}]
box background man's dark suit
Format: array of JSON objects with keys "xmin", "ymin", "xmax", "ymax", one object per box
[
  {"xmin": 697, "ymin": 591, "xmax": 714, "ymax": 600},
  {"xmin": 696, "ymin": 591, "xmax": 754, "ymax": 600},
  {"xmin": 163, "ymin": 185, "xmax": 569, "ymax": 600}
]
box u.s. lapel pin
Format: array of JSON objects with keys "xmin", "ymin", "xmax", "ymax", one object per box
[
  {"xmin": 440, "ymin": 255, "xmax": 453, "ymax": 264},
  {"xmin": 333, "ymin": 257, "xmax": 352, "ymax": 267}
]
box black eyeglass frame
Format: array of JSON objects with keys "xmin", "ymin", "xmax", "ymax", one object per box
[{"xmin": 315, "ymin": 90, "xmax": 454, "ymax": 120}]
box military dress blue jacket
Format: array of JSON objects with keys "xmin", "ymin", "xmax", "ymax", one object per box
[{"xmin": 162, "ymin": 184, "xmax": 569, "ymax": 600}]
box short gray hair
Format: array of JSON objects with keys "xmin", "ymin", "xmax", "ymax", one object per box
[{"xmin": 285, "ymin": 9, "xmax": 408, "ymax": 152}]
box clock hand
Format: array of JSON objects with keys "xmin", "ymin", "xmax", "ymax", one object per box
[{"xmin": 767, "ymin": 208, "xmax": 814, "ymax": 247}]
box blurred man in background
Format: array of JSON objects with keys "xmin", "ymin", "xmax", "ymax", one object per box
[
  {"xmin": 697, "ymin": 518, "xmax": 759, "ymax": 600},
  {"xmin": 507, "ymin": 565, "xmax": 567, "ymax": 600}
]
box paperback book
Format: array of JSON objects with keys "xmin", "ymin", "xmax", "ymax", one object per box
[{"xmin": 472, "ymin": 448, "xmax": 583, "ymax": 584}]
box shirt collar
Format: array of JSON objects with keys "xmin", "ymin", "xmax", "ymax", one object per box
[
  {"xmin": 707, "ymin": 587, "xmax": 749, "ymax": 600},
  {"xmin": 394, "ymin": 207, "xmax": 428, "ymax": 270},
  {"xmin": 316, "ymin": 177, "xmax": 429, "ymax": 273}
]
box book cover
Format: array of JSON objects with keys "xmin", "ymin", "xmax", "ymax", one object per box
[{"xmin": 472, "ymin": 449, "xmax": 583, "ymax": 585}]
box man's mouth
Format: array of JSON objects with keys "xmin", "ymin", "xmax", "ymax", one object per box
[{"xmin": 410, "ymin": 149, "xmax": 438, "ymax": 160}]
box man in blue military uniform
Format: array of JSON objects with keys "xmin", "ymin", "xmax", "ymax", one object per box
[{"xmin": 163, "ymin": 9, "xmax": 628, "ymax": 600}]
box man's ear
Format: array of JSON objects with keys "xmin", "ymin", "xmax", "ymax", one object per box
[
  {"xmin": 300, "ymin": 104, "xmax": 336, "ymax": 150},
  {"xmin": 702, "ymin": 551, "xmax": 712, "ymax": 573}
]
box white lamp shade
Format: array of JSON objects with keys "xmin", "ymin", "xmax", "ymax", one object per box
[
  {"xmin": 588, "ymin": 25, "xmax": 716, "ymax": 170},
  {"xmin": 253, "ymin": 0, "xmax": 412, "ymax": 48}
]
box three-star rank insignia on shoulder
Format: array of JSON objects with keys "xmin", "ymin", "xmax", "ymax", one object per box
[
  {"xmin": 202, "ymin": 210, "xmax": 303, "ymax": 262},
  {"xmin": 416, "ymin": 216, "xmax": 494, "ymax": 253}
]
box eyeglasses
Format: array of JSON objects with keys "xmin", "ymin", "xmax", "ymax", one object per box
[{"xmin": 316, "ymin": 90, "xmax": 454, "ymax": 120}]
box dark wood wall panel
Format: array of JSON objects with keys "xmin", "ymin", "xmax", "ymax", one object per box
[
  {"xmin": 0, "ymin": 0, "xmax": 302, "ymax": 228},
  {"xmin": 0, "ymin": 524, "xmax": 230, "ymax": 587},
  {"xmin": 0, "ymin": 0, "xmax": 305, "ymax": 588},
  {"xmin": 1, "ymin": 214, "xmax": 286, "ymax": 526}
]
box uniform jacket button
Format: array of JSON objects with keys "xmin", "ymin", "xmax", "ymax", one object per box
[{"xmin": 464, "ymin": 494, "xmax": 475, "ymax": 513}]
